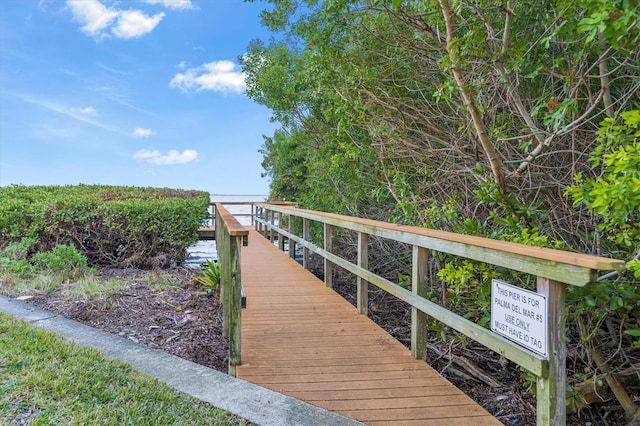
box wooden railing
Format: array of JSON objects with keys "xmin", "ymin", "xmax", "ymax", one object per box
[
  {"xmin": 210, "ymin": 201, "xmax": 260, "ymax": 226},
  {"xmin": 254, "ymin": 203, "xmax": 625, "ymax": 426},
  {"xmin": 209, "ymin": 200, "xmax": 296, "ymax": 227},
  {"xmin": 213, "ymin": 203, "xmax": 249, "ymax": 376}
]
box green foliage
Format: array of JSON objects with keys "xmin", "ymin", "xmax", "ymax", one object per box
[
  {"xmin": 195, "ymin": 259, "xmax": 221, "ymax": 291},
  {"xmin": 436, "ymin": 260, "xmax": 495, "ymax": 326},
  {"xmin": 245, "ymin": 0, "xmax": 639, "ymax": 414},
  {"xmin": 0, "ymin": 238, "xmax": 39, "ymax": 277},
  {"xmin": 1, "ymin": 244, "xmax": 90, "ymax": 290},
  {"xmin": 0, "ymin": 185, "xmax": 210, "ymax": 268},
  {"xmin": 32, "ymin": 244, "xmax": 87, "ymax": 272},
  {"xmin": 0, "ymin": 313, "xmax": 248, "ymax": 425},
  {"xmin": 0, "ymin": 237, "xmax": 37, "ymax": 261},
  {"xmin": 566, "ymin": 110, "xmax": 640, "ymax": 251},
  {"xmin": 576, "ymin": 0, "xmax": 640, "ymax": 50},
  {"xmin": 0, "ymin": 258, "xmax": 35, "ymax": 276},
  {"xmin": 563, "ymin": 111, "xmax": 640, "ymax": 376}
]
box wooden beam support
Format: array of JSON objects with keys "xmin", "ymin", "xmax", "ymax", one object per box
[
  {"xmin": 278, "ymin": 212, "xmax": 285, "ymax": 251},
  {"xmin": 289, "ymin": 214, "xmax": 296, "ymax": 260},
  {"xmin": 537, "ymin": 277, "xmax": 566, "ymax": 426},
  {"xmin": 412, "ymin": 245, "xmax": 428, "ymax": 360},
  {"xmin": 303, "ymin": 218, "xmax": 310, "ymax": 270},
  {"xmin": 228, "ymin": 234, "xmax": 242, "ymax": 377},
  {"xmin": 357, "ymin": 232, "xmax": 368, "ymax": 315},
  {"xmin": 269, "ymin": 210, "xmax": 274, "ymax": 242},
  {"xmin": 324, "ymin": 223, "xmax": 333, "ymax": 288}
]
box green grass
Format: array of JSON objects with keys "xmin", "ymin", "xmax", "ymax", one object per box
[
  {"xmin": 0, "ymin": 269, "xmax": 177, "ymax": 301},
  {"xmin": 61, "ymin": 277, "xmax": 128, "ymax": 301},
  {"xmin": 0, "ymin": 313, "xmax": 248, "ymax": 425}
]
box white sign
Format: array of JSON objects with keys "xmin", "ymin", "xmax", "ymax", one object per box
[{"xmin": 491, "ymin": 279, "xmax": 548, "ymax": 357}]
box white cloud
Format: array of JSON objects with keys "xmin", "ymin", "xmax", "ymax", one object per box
[
  {"xmin": 70, "ymin": 106, "xmax": 96, "ymax": 115},
  {"xmin": 112, "ymin": 10, "xmax": 164, "ymax": 39},
  {"xmin": 132, "ymin": 127, "xmax": 154, "ymax": 137},
  {"xmin": 177, "ymin": 60, "xmax": 188, "ymax": 70},
  {"xmin": 143, "ymin": 0, "xmax": 194, "ymax": 10},
  {"xmin": 66, "ymin": 0, "xmax": 164, "ymax": 40},
  {"xmin": 169, "ymin": 61, "xmax": 246, "ymax": 94},
  {"xmin": 133, "ymin": 149, "xmax": 198, "ymax": 165},
  {"xmin": 66, "ymin": 0, "xmax": 118, "ymax": 39},
  {"xmin": 38, "ymin": 0, "xmax": 55, "ymax": 11},
  {"xmin": 9, "ymin": 91, "xmax": 126, "ymax": 135}
]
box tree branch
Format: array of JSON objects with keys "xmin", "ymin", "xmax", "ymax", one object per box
[{"xmin": 438, "ymin": 0, "xmax": 506, "ymax": 192}]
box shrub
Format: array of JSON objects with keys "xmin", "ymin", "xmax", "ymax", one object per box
[
  {"xmin": 0, "ymin": 185, "xmax": 210, "ymax": 269},
  {"xmin": 565, "ymin": 111, "xmax": 640, "ymax": 379},
  {"xmin": 32, "ymin": 244, "xmax": 87, "ymax": 272}
]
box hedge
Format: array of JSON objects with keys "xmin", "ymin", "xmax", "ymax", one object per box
[{"xmin": 0, "ymin": 185, "xmax": 210, "ymax": 268}]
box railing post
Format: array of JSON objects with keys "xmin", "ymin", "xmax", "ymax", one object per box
[
  {"xmin": 537, "ymin": 277, "xmax": 566, "ymax": 426},
  {"xmin": 412, "ymin": 245, "xmax": 428, "ymax": 360},
  {"xmin": 278, "ymin": 212, "xmax": 284, "ymax": 251},
  {"xmin": 357, "ymin": 232, "xmax": 368, "ymax": 315},
  {"xmin": 251, "ymin": 203, "xmax": 255, "ymax": 226},
  {"xmin": 228, "ymin": 234, "xmax": 242, "ymax": 377},
  {"xmin": 255, "ymin": 206, "xmax": 260, "ymax": 232},
  {"xmin": 324, "ymin": 223, "xmax": 333, "ymax": 288},
  {"xmin": 219, "ymin": 223, "xmax": 229, "ymax": 338},
  {"xmin": 289, "ymin": 214, "xmax": 296, "ymax": 260},
  {"xmin": 214, "ymin": 204, "xmax": 221, "ymax": 247},
  {"xmin": 303, "ymin": 218, "xmax": 310, "ymax": 269},
  {"xmin": 267, "ymin": 209, "xmax": 273, "ymax": 242}
]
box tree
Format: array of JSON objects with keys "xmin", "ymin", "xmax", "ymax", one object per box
[{"xmin": 242, "ymin": 2, "xmax": 639, "ymax": 416}]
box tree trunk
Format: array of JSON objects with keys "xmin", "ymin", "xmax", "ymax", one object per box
[{"xmin": 437, "ymin": 0, "xmax": 506, "ymax": 192}]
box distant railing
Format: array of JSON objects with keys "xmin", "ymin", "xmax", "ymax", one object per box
[
  {"xmin": 210, "ymin": 200, "xmax": 295, "ymax": 227},
  {"xmin": 254, "ymin": 203, "xmax": 625, "ymax": 426},
  {"xmin": 210, "ymin": 201, "xmax": 259, "ymax": 226}
]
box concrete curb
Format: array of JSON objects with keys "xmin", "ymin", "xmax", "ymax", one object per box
[{"xmin": 0, "ymin": 295, "xmax": 363, "ymax": 426}]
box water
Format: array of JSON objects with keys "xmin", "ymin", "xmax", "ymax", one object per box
[
  {"xmin": 184, "ymin": 240, "xmax": 218, "ymax": 269},
  {"xmin": 184, "ymin": 194, "xmax": 267, "ymax": 269}
]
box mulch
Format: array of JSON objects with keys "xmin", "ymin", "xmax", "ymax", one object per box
[{"xmin": 25, "ymin": 267, "xmax": 229, "ymax": 373}]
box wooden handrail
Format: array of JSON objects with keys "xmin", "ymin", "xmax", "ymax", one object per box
[
  {"xmin": 209, "ymin": 200, "xmax": 293, "ymax": 228},
  {"xmin": 214, "ymin": 203, "xmax": 249, "ymax": 237},
  {"xmin": 257, "ymin": 204, "xmax": 624, "ymax": 286},
  {"xmin": 213, "ymin": 202, "xmax": 246, "ymax": 377},
  {"xmin": 253, "ymin": 202, "xmax": 626, "ymax": 426}
]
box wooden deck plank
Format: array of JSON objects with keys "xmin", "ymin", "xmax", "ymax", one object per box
[
  {"xmin": 232, "ymin": 362, "xmax": 427, "ymax": 376},
  {"xmin": 196, "ymin": 226, "xmax": 216, "ymax": 240},
  {"xmin": 237, "ymin": 229, "xmax": 500, "ymax": 425},
  {"xmin": 291, "ymin": 385, "xmax": 463, "ymax": 401},
  {"xmin": 368, "ymin": 419, "xmax": 502, "ymax": 426}
]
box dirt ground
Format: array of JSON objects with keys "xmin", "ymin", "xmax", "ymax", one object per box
[
  {"xmin": 25, "ymin": 267, "xmax": 230, "ymax": 373},
  {"xmin": 18, "ymin": 266, "xmax": 628, "ymax": 426}
]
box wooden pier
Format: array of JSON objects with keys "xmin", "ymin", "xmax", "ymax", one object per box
[
  {"xmin": 236, "ymin": 229, "xmax": 500, "ymax": 425},
  {"xmin": 213, "ymin": 201, "xmax": 624, "ymax": 425},
  {"xmin": 197, "ymin": 225, "xmax": 216, "ymax": 240}
]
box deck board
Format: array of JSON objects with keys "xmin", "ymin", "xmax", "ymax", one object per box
[{"xmin": 236, "ymin": 229, "xmax": 500, "ymax": 425}]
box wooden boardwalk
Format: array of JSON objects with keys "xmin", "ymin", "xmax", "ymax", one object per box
[
  {"xmin": 236, "ymin": 229, "xmax": 500, "ymax": 425},
  {"xmin": 197, "ymin": 225, "xmax": 216, "ymax": 240}
]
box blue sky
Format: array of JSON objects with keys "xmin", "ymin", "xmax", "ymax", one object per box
[{"xmin": 0, "ymin": 0, "xmax": 277, "ymax": 195}]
